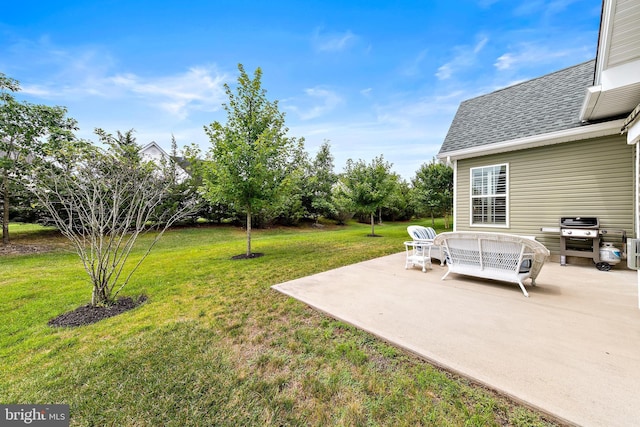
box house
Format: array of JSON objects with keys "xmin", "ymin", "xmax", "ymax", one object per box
[
  {"xmin": 139, "ymin": 141, "xmax": 190, "ymax": 183},
  {"xmin": 437, "ymin": 0, "xmax": 640, "ymax": 268}
]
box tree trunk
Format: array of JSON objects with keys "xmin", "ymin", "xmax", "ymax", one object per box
[
  {"xmin": 370, "ymin": 212, "xmax": 375, "ymax": 236},
  {"xmin": 92, "ymin": 285, "xmax": 111, "ymax": 306},
  {"xmin": 2, "ymin": 174, "xmax": 9, "ymax": 245},
  {"xmin": 246, "ymin": 210, "xmax": 252, "ymax": 256}
]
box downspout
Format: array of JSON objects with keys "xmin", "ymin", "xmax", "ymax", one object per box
[
  {"xmin": 633, "ymin": 142, "xmax": 640, "ymax": 308},
  {"xmin": 623, "ymin": 104, "xmax": 640, "ymax": 309},
  {"xmin": 447, "ymin": 156, "xmax": 457, "ymax": 232}
]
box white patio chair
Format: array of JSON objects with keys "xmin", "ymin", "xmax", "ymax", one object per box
[{"xmin": 406, "ymin": 225, "xmax": 445, "ymax": 265}]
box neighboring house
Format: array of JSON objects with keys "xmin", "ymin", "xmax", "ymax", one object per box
[
  {"xmin": 437, "ymin": 0, "xmax": 640, "ymax": 264},
  {"xmin": 139, "ymin": 141, "xmax": 190, "ymax": 183}
]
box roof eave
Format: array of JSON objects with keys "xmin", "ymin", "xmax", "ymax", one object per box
[
  {"xmin": 140, "ymin": 141, "xmax": 165, "ymax": 153},
  {"xmin": 579, "ymin": 85, "xmax": 602, "ymax": 122},
  {"xmin": 593, "ymin": 0, "xmax": 614, "ymax": 86},
  {"xmin": 437, "ymin": 119, "xmax": 626, "ymax": 162}
]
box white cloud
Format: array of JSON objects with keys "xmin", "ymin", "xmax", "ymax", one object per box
[
  {"xmin": 493, "ymin": 42, "xmax": 591, "ymax": 72},
  {"xmin": 109, "ymin": 67, "xmax": 229, "ymax": 119},
  {"xmin": 494, "ymin": 53, "xmax": 515, "ymax": 70},
  {"xmin": 8, "ymin": 40, "xmax": 119, "ymax": 98},
  {"xmin": 514, "ymin": 0, "xmax": 581, "ymax": 17},
  {"xmin": 286, "ymin": 89, "xmax": 466, "ymax": 179},
  {"xmin": 436, "ymin": 64, "xmax": 453, "ymax": 80},
  {"xmin": 360, "ymin": 88, "xmax": 373, "ymax": 97},
  {"xmin": 375, "ymin": 91, "xmax": 465, "ymax": 127},
  {"xmin": 313, "ymin": 28, "xmax": 358, "ymax": 52},
  {"xmin": 285, "ymin": 87, "xmax": 343, "ymax": 120},
  {"xmin": 290, "ymin": 116, "xmax": 448, "ymax": 179},
  {"xmin": 401, "ymin": 49, "xmax": 429, "ymax": 76},
  {"xmin": 474, "ymin": 36, "xmax": 489, "ymax": 54},
  {"xmin": 435, "ymin": 35, "xmax": 489, "ymax": 80},
  {"xmin": 20, "ymin": 85, "xmax": 54, "ymax": 97},
  {"xmin": 4, "ymin": 37, "xmax": 230, "ymax": 120}
]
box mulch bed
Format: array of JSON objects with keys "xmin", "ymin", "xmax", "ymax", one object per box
[
  {"xmin": 48, "ymin": 295, "xmax": 148, "ymax": 328},
  {"xmin": 0, "ymin": 243, "xmax": 58, "ymax": 255},
  {"xmin": 231, "ymin": 252, "xmax": 264, "ymax": 260}
]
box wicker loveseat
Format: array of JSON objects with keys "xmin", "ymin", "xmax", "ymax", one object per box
[{"xmin": 433, "ymin": 232, "xmax": 550, "ymax": 297}]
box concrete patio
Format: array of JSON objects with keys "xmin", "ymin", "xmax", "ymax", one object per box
[{"xmin": 272, "ymin": 253, "xmax": 640, "ymax": 427}]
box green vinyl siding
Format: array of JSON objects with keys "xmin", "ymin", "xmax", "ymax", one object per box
[{"xmin": 455, "ymin": 134, "xmax": 635, "ymax": 255}]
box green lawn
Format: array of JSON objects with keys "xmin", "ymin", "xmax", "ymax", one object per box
[
  {"xmin": 0, "ymin": 221, "xmax": 556, "ymax": 426},
  {"xmin": 3, "ymin": 222, "xmax": 59, "ymax": 239}
]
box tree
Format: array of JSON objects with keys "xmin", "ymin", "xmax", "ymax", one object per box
[
  {"xmin": 269, "ymin": 146, "xmax": 308, "ymax": 226},
  {"xmin": 308, "ymin": 141, "xmax": 337, "ymax": 223},
  {"xmin": 382, "ymin": 175, "xmax": 414, "ymax": 222},
  {"xmin": 29, "ymin": 129, "xmax": 196, "ymax": 306},
  {"xmin": 172, "ymin": 142, "xmax": 229, "ymax": 224},
  {"xmin": 330, "ymin": 179, "xmax": 355, "ymax": 225},
  {"xmin": 203, "ymin": 64, "xmax": 304, "ymax": 257},
  {"xmin": 297, "ymin": 140, "xmax": 337, "ymax": 224},
  {"xmin": 156, "ymin": 135, "xmax": 204, "ymax": 225},
  {"xmin": 0, "ymin": 73, "xmax": 77, "ymax": 244},
  {"xmin": 337, "ymin": 155, "xmax": 395, "ymax": 236},
  {"xmin": 412, "ymin": 160, "xmax": 453, "ymax": 227}
]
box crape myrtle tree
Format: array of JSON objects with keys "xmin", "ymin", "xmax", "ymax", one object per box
[
  {"xmin": 203, "ymin": 64, "xmax": 304, "ymax": 258},
  {"xmin": 0, "ymin": 73, "xmax": 77, "ymax": 244},
  {"xmin": 412, "ymin": 159, "xmax": 454, "ymax": 228},
  {"xmin": 29, "ymin": 129, "xmax": 197, "ymax": 306},
  {"xmin": 337, "ymin": 155, "xmax": 395, "ymax": 236}
]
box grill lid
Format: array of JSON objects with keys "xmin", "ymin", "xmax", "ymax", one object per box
[{"xmin": 560, "ymin": 217, "xmax": 599, "ymax": 228}]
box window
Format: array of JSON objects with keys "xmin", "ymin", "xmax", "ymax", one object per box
[{"xmin": 470, "ymin": 164, "xmax": 507, "ymax": 225}]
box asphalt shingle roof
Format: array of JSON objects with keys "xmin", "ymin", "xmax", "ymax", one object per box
[{"xmin": 439, "ymin": 59, "xmax": 596, "ymax": 155}]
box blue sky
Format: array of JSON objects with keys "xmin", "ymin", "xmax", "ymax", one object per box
[{"xmin": 1, "ymin": 0, "xmax": 602, "ymax": 179}]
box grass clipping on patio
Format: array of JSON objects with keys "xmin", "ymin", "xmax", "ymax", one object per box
[{"xmin": 0, "ymin": 221, "xmax": 556, "ymax": 426}]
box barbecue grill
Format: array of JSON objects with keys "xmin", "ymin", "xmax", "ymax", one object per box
[
  {"xmin": 552, "ymin": 216, "xmax": 626, "ymax": 271},
  {"xmin": 559, "ymin": 216, "xmax": 601, "ymax": 267}
]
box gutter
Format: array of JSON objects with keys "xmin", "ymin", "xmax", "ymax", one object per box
[{"xmin": 437, "ymin": 119, "xmax": 625, "ymax": 161}]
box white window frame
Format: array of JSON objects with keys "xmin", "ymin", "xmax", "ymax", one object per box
[{"xmin": 469, "ymin": 163, "xmax": 509, "ymax": 227}]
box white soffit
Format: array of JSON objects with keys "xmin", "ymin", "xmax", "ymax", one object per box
[{"xmin": 589, "ymin": 80, "xmax": 640, "ymax": 120}]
